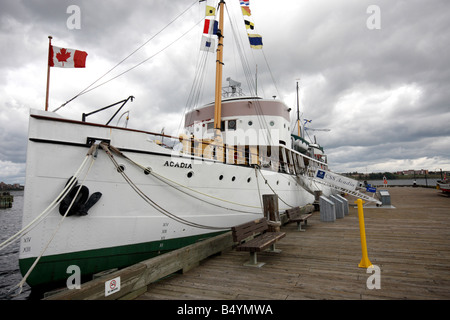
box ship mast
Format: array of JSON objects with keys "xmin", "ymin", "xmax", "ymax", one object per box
[
  {"xmin": 296, "ymin": 80, "xmax": 301, "ymax": 137},
  {"xmin": 213, "ymin": 0, "xmax": 225, "ymax": 136}
]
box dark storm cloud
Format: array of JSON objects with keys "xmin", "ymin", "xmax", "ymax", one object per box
[{"xmin": 0, "ymin": 0, "xmax": 449, "ymax": 185}]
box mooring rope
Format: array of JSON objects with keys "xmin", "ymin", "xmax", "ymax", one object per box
[
  {"xmin": 13, "ymin": 144, "xmax": 99, "ymax": 295},
  {"xmin": 100, "ymin": 143, "xmax": 231, "ymax": 230},
  {"xmin": 104, "ymin": 144, "xmax": 300, "ymax": 215},
  {"xmin": 0, "ymin": 145, "xmax": 97, "ymax": 252},
  {"xmin": 255, "ymin": 167, "xmax": 295, "ymax": 208},
  {"xmin": 149, "ymin": 171, "xmax": 260, "ymax": 214},
  {"xmin": 254, "ymin": 166, "xmax": 264, "ymax": 214},
  {"xmin": 106, "ymin": 145, "xmax": 262, "ymax": 212}
]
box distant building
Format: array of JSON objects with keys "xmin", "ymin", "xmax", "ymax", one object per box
[
  {"xmin": 399, "ymin": 169, "xmax": 429, "ymax": 175},
  {"xmin": 0, "ymin": 181, "xmax": 24, "ymax": 191}
]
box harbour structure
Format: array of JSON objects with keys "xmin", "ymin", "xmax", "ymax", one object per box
[{"xmin": 0, "ymin": 192, "xmax": 13, "ymax": 209}]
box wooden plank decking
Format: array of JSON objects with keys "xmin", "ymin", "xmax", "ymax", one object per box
[{"xmin": 136, "ymin": 187, "xmax": 450, "ymax": 300}]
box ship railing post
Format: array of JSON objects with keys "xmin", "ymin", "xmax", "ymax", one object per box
[{"xmin": 263, "ymin": 194, "xmax": 281, "ymax": 233}]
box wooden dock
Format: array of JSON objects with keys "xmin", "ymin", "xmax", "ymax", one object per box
[
  {"xmin": 135, "ymin": 187, "xmax": 450, "ymax": 300},
  {"xmin": 45, "ymin": 187, "xmax": 450, "ymax": 300}
]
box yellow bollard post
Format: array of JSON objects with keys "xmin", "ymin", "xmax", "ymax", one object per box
[{"xmin": 355, "ymin": 199, "xmax": 373, "ymax": 268}]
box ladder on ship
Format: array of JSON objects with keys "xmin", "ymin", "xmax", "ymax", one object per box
[{"xmin": 300, "ymin": 174, "xmax": 383, "ymax": 206}]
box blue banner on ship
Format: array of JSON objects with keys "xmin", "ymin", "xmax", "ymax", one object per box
[{"xmin": 315, "ymin": 169, "xmax": 358, "ymax": 191}]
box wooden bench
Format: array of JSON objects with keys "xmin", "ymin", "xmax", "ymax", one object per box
[
  {"xmin": 285, "ymin": 206, "xmax": 313, "ymax": 232},
  {"xmin": 231, "ymin": 218, "xmax": 286, "ymax": 267}
]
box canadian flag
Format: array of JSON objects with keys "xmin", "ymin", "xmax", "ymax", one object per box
[{"xmin": 49, "ymin": 45, "xmax": 88, "ymax": 68}]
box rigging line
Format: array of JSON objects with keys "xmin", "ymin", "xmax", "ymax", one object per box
[
  {"xmin": 225, "ymin": 6, "xmax": 273, "ymax": 145},
  {"xmin": 53, "ymin": 0, "xmax": 199, "ymax": 112},
  {"xmin": 229, "ymin": 13, "xmax": 275, "ymax": 144},
  {"xmin": 178, "ymin": 54, "xmax": 204, "ymax": 132},
  {"xmin": 181, "ymin": 48, "xmax": 210, "ymax": 132},
  {"xmin": 58, "ymin": 18, "xmax": 204, "ymax": 106},
  {"xmin": 195, "ymin": 51, "xmax": 212, "ymax": 108},
  {"xmin": 226, "ymin": 4, "xmax": 265, "ymax": 103},
  {"xmin": 185, "ymin": 52, "xmax": 206, "ymax": 110},
  {"xmin": 229, "ymin": 10, "xmax": 278, "ymax": 146},
  {"xmin": 243, "ymin": 5, "xmax": 281, "ymax": 101}
]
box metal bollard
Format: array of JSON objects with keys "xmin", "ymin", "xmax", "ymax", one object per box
[{"xmin": 355, "ymin": 199, "xmax": 373, "ymax": 268}]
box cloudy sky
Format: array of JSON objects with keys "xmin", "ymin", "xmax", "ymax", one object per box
[{"xmin": 1, "ymin": 0, "xmax": 449, "ymax": 185}]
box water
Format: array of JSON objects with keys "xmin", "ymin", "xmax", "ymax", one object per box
[
  {"xmin": 365, "ymin": 178, "xmax": 440, "ymax": 187},
  {"xmin": 0, "ymin": 190, "xmax": 31, "ymax": 300},
  {"xmin": 0, "ymin": 180, "xmax": 440, "ymax": 300}
]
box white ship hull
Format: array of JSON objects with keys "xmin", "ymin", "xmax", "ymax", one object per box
[{"xmin": 19, "ymin": 109, "xmax": 330, "ymax": 289}]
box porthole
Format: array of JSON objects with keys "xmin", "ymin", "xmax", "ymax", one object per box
[
  {"xmin": 247, "ymin": 177, "xmax": 251, "ymax": 183},
  {"xmin": 276, "ymin": 180, "xmax": 279, "ymax": 185},
  {"xmin": 117, "ymin": 164, "xmax": 126, "ymax": 173},
  {"xmin": 219, "ymin": 175, "xmax": 224, "ymax": 180},
  {"xmin": 248, "ymin": 120, "xmax": 253, "ymax": 126},
  {"xmin": 144, "ymin": 167, "xmax": 152, "ymax": 175},
  {"xmin": 187, "ymin": 171, "xmax": 194, "ymax": 178},
  {"xmin": 269, "ymin": 121, "xmax": 275, "ymax": 126},
  {"xmin": 231, "ymin": 176, "xmax": 236, "ymax": 182}
]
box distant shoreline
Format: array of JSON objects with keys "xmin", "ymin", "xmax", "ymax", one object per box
[{"xmin": 343, "ymin": 172, "xmax": 446, "ymax": 181}]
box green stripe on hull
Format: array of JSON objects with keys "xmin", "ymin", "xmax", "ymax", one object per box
[{"xmin": 19, "ymin": 231, "xmax": 224, "ymax": 288}]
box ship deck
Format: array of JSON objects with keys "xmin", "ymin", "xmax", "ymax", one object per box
[{"xmin": 135, "ymin": 187, "xmax": 450, "ymax": 300}]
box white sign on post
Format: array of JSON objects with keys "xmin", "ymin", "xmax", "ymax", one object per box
[{"xmin": 105, "ymin": 276, "xmax": 121, "ymax": 297}]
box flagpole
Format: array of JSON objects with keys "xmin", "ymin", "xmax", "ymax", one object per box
[
  {"xmin": 45, "ymin": 35, "xmax": 52, "ymax": 111},
  {"xmin": 296, "ymin": 80, "xmax": 301, "ymax": 137}
]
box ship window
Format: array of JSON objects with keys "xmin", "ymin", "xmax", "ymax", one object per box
[
  {"xmin": 269, "ymin": 121, "xmax": 275, "ymax": 126},
  {"xmin": 228, "ymin": 120, "xmax": 236, "ymax": 130},
  {"xmin": 219, "ymin": 175, "xmax": 224, "ymax": 180},
  {"xmin": 247, "ymin": 177, "xmax": 251, "ymax": 183},
  {"xmin": 248, "ymin": 120, "xmax": 253, "ymax": 126},
  {"xmin": 187, "ymin": 171, "xmax": 194, "ymax": 178}
]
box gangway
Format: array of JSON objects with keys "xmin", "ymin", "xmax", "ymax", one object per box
[{"xmin": 299, "ymin": 169, "xmax": 382, "ymax": 206}]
